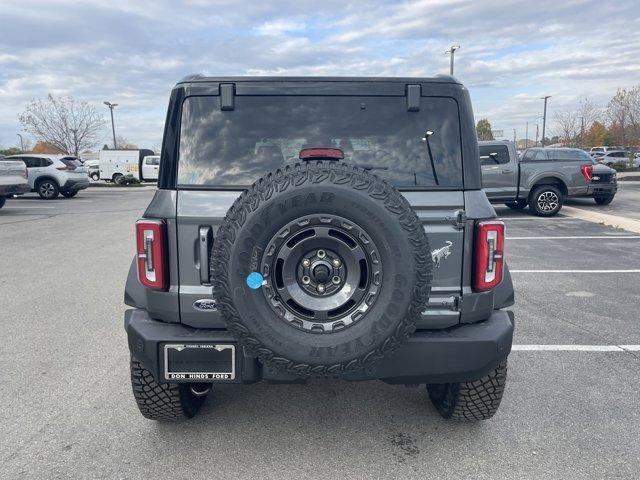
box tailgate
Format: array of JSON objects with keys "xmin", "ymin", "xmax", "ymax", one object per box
[{"xmin": 403, "ymin": 191, "xmax": 465, "ymax": 329}]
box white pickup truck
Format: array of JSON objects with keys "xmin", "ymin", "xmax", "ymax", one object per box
[{"xmin": 0, "ymin": 157, "xmax": 29, "ymax": 209}]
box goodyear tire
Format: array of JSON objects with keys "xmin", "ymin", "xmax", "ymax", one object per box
[
  {"xmin": 211, "ymin": 162, "xmax": 432, "ymax": 377},
  {"xmin": 427, "ymin": 360, "xmax": 507, "ymax": 420},
  {"xmin": 130, "ymin": 357, "xmax": 207, "ymax": 421}
]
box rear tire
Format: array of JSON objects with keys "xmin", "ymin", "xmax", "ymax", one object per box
[
  {"xmin": 130, "ymin": 358, "xmax": 208, "ymax": 421},
  {"xmin": 427, "ymin": 360, "xmax": 507, "ymax": 420},
  {"xmin": 505, "ymin": 200, "xmax": 527, "ymax": 210},
  {"xmin": 594, "ymin": 194, "xmax": 614, "ymax": 205},
  {"xmin": 90, "ymin": 172, "xmax": 100, "ymax": 181},
  {"xmin": 113, "ymin": 173, "xmax": 124, "ymax": 185},
  {"xmin": 0, "ymin": 196, "xmax": 5, "ymax": 209},
  {"xmin": 528, "ymin": 185, "xmax": 563, "ymax": 216},
  {"xmin": 61, "ymin": 191, "xmax": 78, "ymax": 198},
  {"xmin": 37, "ymin": 179, "xmax": 60, "ymax": 200}
]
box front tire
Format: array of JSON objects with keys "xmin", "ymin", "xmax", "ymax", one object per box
[
  {"xmin": 427, "ymin": 360, "xmax": 507, "ymax": 420},
  {"xmin": 0, "ymin": 196, "xmax": 5, "ymax": 209},
  {"xmin": 130, "ymin": 358, "xmax": 208, "ymax": 421},
  {"xmin": 37, "ymin": 179, "xmax": 60, "ymax": 200},
  {"xmin": 529, "ymin": 185, "xmax": 563, "ymax": 216},
  {"xmin": 90, "ymin": 172, "xmax": 100, "ymax": 181},
  {"xmin": 594, "ymin": 194, "xmax": 614, "ymax": 205}
]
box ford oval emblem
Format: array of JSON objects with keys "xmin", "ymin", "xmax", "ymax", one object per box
[{"xmin": 193, "ymin": 299, "xmax": 217, "ymax": 311}]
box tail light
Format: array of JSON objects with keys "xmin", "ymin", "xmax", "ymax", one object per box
[
  {"xmin": 473, "ymin": 220, "xmax": 505, "ymax": 292},
  {"xmin": 580, "ymin": 164, "xmax": 593, "ymax": 182},
  {"xmin": 136, "ymin": 219, "xmax": 168, "ymax": 290}
]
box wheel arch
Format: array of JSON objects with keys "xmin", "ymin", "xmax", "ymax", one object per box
[
  {"xmin": 35, "ymin": 175, "xmax": 60, "ymax": 188},
  {"xmin": 530, "ymin": 176, "xmax": 568, "ymax": 197}
]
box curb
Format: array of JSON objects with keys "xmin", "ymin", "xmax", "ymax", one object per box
[{"xmin": 562, "ymin": 206, "xmax": 640, "ymax": 234}]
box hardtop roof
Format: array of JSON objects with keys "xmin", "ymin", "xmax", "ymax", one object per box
[{"xmin": 176, "ymin": 74, "xmax": 461, "ymax": 86}]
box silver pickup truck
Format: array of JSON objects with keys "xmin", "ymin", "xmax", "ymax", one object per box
[{"xmin": 479, "ymin": 141, "xmax": 618, "ymax": 216}]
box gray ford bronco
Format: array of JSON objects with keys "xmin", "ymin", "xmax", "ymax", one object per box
[{"xmin": 124, "ymin": 76, "xmax": 515, "ymax": 422}]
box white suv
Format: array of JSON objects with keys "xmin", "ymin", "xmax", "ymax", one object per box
[{"xmin": 5, "ymin": 154, "xmax": 90, "ymax": 199}]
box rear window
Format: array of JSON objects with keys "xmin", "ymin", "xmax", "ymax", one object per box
[
  {"xmin": 61, "ymin": 157, "xmax": 82, "ymax": 169},
  {"xmin": 177, "ymin": 95, "xmax": 463, "ymax": 188}
]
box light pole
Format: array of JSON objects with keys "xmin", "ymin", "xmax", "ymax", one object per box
[
  {"xmin": 535, "ymin": 124, "xmax": 539, "ymax": 146},
  {"xmin": 16, "ymin": 133, "xmax": 24, "ymax": 152},
  {"xmin": 541, "ymin": 96, "xmax": 551, "ymax": 147},
  {"xmin": 103, "ymin": 101, "xmax": 118, "ymax": 149},
  {"xmin": 445, "ymin": 45, "xmax": 460, "ymax": 76},
  {"xmin": 525, "ymin": 122, "xmax": 529, "ymax": 148},
  {"xmin": 513, "ymin": 128, "xmax": 517, "ymax": 144}
]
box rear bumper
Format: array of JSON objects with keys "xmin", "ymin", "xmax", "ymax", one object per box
[
  {"xmin": 569, "ymin": 183, "xmax": 617, "ymax": 198},
  {"xmin": 125, "ymin": 309, "xmax": 514, "ymax": 385},
  {"xmin": 0, "ymin": 183, "xmax": 30, "ymax": 196},
  {"xmin": 61, "ymin": 178, "xmax": 90, "ymax": 192}
]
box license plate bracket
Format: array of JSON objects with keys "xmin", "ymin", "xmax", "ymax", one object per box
[{"xmin": 164, "ymin": 343, "xmax": 235, "ymax": 381}]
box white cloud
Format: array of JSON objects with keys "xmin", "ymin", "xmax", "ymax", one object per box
[{"xmin": 1, "ymin": 0, "xmax": 639, "ymax": 148}]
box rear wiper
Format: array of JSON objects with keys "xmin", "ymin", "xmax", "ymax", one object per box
[{"xmin": 421, "ymin": 130, "xmax": 440, "ymax": 185}]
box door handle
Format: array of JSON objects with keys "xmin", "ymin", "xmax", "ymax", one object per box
[
  {"xmin": 501, "ymin": 169, "xmax": 514, "ymax": 174},
  {"xmin": 198, "ymin": 226, "xmax": 213, "ymax": 284}
]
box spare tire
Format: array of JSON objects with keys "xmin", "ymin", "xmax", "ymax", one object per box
[{"xmin": 211, "ymin": 162, "xmax": 432, "ymax": 377}]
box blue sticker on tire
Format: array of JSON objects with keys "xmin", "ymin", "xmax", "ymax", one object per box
[{"xmin": 246, "ymin": 272, "xmax": 264, "ymax": 289}]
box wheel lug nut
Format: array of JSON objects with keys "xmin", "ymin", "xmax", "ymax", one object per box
[
  {"xmin": 302, "ymin": 258, "xmax": 311, "ymax": 267},
  {"xmin": 332, "ymin": 276, "xmax": 341, "ymax": 285},
  {"xmin": 302, "ymin": 275, "xmax": 311, "ymax": 285},
  {"xmin": 317, "ymin": 284, "xmax": 325, "ymax": 293},
  {"xmin": 317, "ymin": 250, "xmax": 326, "ymax": 259},
  {"xmin": 332, "ymin": 259, "xmax": 341, "ymax": 268}
]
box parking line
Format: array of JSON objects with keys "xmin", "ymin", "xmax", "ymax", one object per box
[
  {"xmin": 500, "ymin": 217, "xmax": 576, "ymax": 221},
  {"xmin": 511, "ymin": 269, "xmax": 640, "ymax": 273},
  {"xmin": 513, "ymin": 345, "xmax": 640, "ymax": 352},
  {"xmin": 507, "ymin": 236, "xmax": 640, "ymax": 240},
  {"xmin": 3, "ymin": 206, "xmax": 56, "ymax": 209}
]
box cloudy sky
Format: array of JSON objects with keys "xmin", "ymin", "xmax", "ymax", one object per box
[{"xmin": 2, "ymin": 0, "xmax": 639, "ymax": 150}]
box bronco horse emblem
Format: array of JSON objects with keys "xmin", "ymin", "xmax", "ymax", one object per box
[{"xmin": 431, "ymin": 241, "xmax": 453, "ymax": 268}]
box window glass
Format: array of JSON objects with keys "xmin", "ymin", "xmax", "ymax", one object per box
[
  {"xmin": 479, "ymin": 145, "xmax": 510, "ymax": 165},
  {"xmin": 533, "ymin": 150, "xmax": 548, "ymax": 161},
  {"xmin": 178, "ymin": 95, "xmax": 464, "ymax": 188}
]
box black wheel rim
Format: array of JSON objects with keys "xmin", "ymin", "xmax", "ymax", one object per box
[
  {"xmin": 40, "ymin": 182, "xmax": 55, "ymax": 198},
  {"xmin": 260, "ymin": 214, "xmax": 382, "ymax": 333}
]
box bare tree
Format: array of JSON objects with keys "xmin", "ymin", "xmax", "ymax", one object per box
[
  {"xmin": 606, "ymin": 87, "xmax": 640, "ymax": 146},
  {"xmin": 553, "ymin": 110, "xmax": 580, "ymax": 146},
  {"xmin": 19, "ymin": 94, "xmax": 105, "ymax": 156},
  {"xmin": 114, "ymin": 135, "xmax": 139, "ymax": 150}
]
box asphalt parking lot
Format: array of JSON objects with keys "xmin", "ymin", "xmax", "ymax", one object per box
[{"xmin": 1, "ymin": 185, "xmax": 639, "ymax": 479}]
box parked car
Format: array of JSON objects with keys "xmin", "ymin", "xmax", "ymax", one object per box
[
  {"xmin": 99, "ymin": 149, "xmax": 155, "ymax": 184},
  {"xmin": 0, "ymin": 158, "xmax": 30, "ymax": 208},
  {"xmin": 590, "ymin": 146, "xmax": 624, "ymax": 155},
  {"xmin": 141, "ymin": 155, "xmax": 160, "ymax": 181},
  {"xmin": 634, "ymin": 152, "xmax": 640, "ymax": 168},
  {"xmin": 4, "ymin": 154, "xmax": 89, "ymax": 199},
  {"xmin": 596, "ymin": 150, "xmax": 633, "ymax": 168},
  {"xmin": 88, "ymin": 164, "xmax": 100, "ymax": 181},
  {"xmin": 479, "ymin": 142, "xmax": 618, "ymax": 214},
  {"xmin": 124, "ymin": 75, "xmax": 515, "ymax": 422}
]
